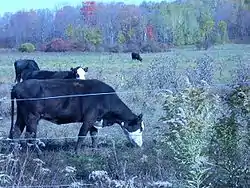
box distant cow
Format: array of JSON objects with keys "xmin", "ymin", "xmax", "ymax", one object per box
[
  {"xmin": 131, "ymin": 52, "xmax": 142, "ymax": 61},
  {"xmin": 14, "ymin": 59, "xmax": 40, "ymax": 83},
  {"xmin": 21, "ymin": 66, "xmax": 89, "ymax": 81},
  {"xmin": 9, "ymin": 79, "xmax": 144, "ymax": 154}
]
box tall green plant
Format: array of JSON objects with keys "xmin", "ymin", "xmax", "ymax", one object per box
[
  {"xmin": 160, "ymin": 81, "xmax": 220, "ymax": 187},
  {"xmin": 210, "ymin": 84, "xmax": 250, "ymax": 187}
]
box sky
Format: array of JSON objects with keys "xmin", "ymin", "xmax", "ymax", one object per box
[{"xmin": 0, "ymin": 0, "xmax": 167, "ymax": 15}]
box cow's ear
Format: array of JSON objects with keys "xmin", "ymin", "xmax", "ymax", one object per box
[
  {"xmin": 138, "ymin": 113, "xmax": 143, "ymax": 120},
  {"xmin": 70, "ymin": 67, "xmax": 74, "ymax": 71},
  {"xmin": 84, "ymin": 67, "xmax": 88, "ymax": 72}
]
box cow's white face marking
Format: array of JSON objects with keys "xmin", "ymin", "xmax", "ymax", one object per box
[
  {"xmin": 127, "ymin": 128, "xmax": 143, "ymax": 147},
  {"xmin": 122, "ymin": 121, "xmax": 144, "ymax": 147},
  {"xmin": 76, "ymin": 67, "xmax": 87, "ymax": 80},
  {"xmin": 94, "ymin": 119, "xmax": 103, "ymax": 129}
]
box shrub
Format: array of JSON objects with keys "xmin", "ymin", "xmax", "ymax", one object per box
[
  {"xmin": 209, "ymin": 83, "xmax": 250, "ymax": 187},
  {"xmin": 40, "ymin": 40, "xmax": 85, "ymax": 52},
  {"xmin": 70, "ymin": 41, "xmax": 86, "ymax": 52},
  {"xmin": 18, "ymin": 43, "xmax": 36, "ymax": 53},
  {"xmin": 95, "ymin": 46, "xmax": 105, "ymax": 53},
  {"xmin": 43, "ymin": 38, "xmax": 70, "ymax": 52},
  {"xmin": 231, "ymin": 60, "xmax": 250, "ymax": 84},
  {"xmin": 140, "ymin": 41, "xmax": 162, "ymax": 53},
  {"xmin": 159, "ymin": 80, "xmax": 250, "ymax": 187},
  {"xmin": 67, "ymin": 153, "xmax": 108, "ymax": 179},
  {"xmin": 185, "ymin": 54, "xmax": 215, "ymax": 85},
  {"xmin": 160, "ymin": 81, "xmax": 220, "ymax": 187},
  {"xmin": 159, "ymin": 43, "xmax": 172, "ymax": 52},
  {"xmin": 0, "ymin": 146, "xmax": 52, "ymax": 187},
  {"xmin": 84, "ymin": 43, "xmax": 96, "ymax": 52},
  {"xmin": 108, "ymin": 44, "xmax": 122, "ymax": 53},
  {"xmin": 195, "ymin": 38, "xmax": 213, "ymax": 50},
  {"xmin": 124, "ymin": 43, "xmax": 140, "ymax": 53},
  {"xmin": 42, "ymin": 38, "xmax": 86, "ymax": 52}
]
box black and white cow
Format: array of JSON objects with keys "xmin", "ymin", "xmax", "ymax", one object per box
[
  {"xmin": 9, "ymin": 79, "xmax": 144, "ymax": 154},
  {"xmin": 14, "ymin": 59, "xmax": 40, "ymax": 83},
  {"xmin": 131, "ymin": 52, "xmax": 142, "ymax": 62},
  {"xmin": 21, "ymin": 66, "xmax": 88, "ymax": 81}
]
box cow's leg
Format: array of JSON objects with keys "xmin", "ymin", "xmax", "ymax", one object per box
[
  {"xmin": 89, "ymin": 126, "xmax": 98, "ymax": 148},
  {"xmin": 9, "ymin": 113, "xmax": 26, "ymax": 154},
  {"xmin": 75, "ymin": 109, "xmax": 101, "ymax": 154},
  {"xmin": 14, "ymin": 68, "xmax": 19, "ymax": 82},
  {"xmin": 10, "ymin": 114, "xmax": 25, "ymax": 139},
  {"xmin": 16, "ymin": 72, "xmax": 21, "ymax": 83},
  {"xmin": 24, "ymin": 114, "xmax": 41, "ymax": 156},
  {"xmin": 75, "ymin": 123, "xmax": 89, "ymax": 154}
]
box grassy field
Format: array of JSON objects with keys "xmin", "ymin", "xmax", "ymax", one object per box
[
  {"xmin": 0, "ymin": 44, "xmax": 249, "ymax": 187},
  {"xmin": 0, "ymin": 43, "xmax": 249, "ymax": 141}
]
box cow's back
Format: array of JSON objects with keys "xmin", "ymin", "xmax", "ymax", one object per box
[
  {"xmin": 13, "ymin": 79, "xmax": 43, "ymax": 99},
  {"xmin": 15, "ymin": 59, "xmax": 39, "ymax": 71},
  {"xmin": 14, "ymin": 79, "xmax": 115, "ymax": 99},
  {"xmin": 42, "ymin": 79, "xmax": 115, "ymax": 97},
  {"xmin": 27, "ymin": 70, "xmax": 58, "ymax": 80},
  {"xmin": 24, "ymin": 71, "xmax": 75, "ymax": 80},
  {"xmin": 12, "ymin": 79, "xmax": 119, "ymax": 122}
]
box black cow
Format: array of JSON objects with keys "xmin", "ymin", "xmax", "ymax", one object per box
[
  {"xmin": 131, "ymin": 52, "xmax": 142, "ymax": 61},
  {"xmin": 9, "ymin": 79, "xmax": 144, "ymax": 154},
  {"xmin": 21, "ymin": 66, "xmax": 88, "ymax": 81},
  {"xmin": 14, "ymin": 59, "xmax": 40, "ymax": 83}
]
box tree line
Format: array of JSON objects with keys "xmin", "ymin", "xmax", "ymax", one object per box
[{"xmin": 0, "ymin": 0, "xmax": 250, "ymax": 52}]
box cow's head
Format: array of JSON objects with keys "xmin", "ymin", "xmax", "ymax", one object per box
[
  {"xmin": 70, "ymin": 66, "xmax": 88, "ymax": 80},
  {"xmin": 120, "ymin": 113, "xmax": 144, "ymax": 147}
]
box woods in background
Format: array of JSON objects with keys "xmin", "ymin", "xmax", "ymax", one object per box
[{"xmin": 0, "ymin": 0, "xmax": 250, "ymax": 52}]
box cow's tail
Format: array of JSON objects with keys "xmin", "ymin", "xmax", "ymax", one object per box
[{"xmin": 9, "ymin": 87, "xmax": 16, "ymax": 139}]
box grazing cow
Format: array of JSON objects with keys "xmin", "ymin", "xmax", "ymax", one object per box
[
  {"xmin": 14, "ymin": 59, "xmax": 40, "ymax": 83},
  {"xmin": 131, "ymin": 52, "xmax": 142, "ymax": 61},
  {"xmin": 21, "ymin": 66, "xmax": 88, "ymax": 81},
  {"xmin": 9, "ymin": 79, "xmax": 144, "ymax": 154}
]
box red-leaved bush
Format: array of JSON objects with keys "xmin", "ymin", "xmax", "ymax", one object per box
[
  {"xmin": 43, "ymin": 38, "xmax": 70, "ymax": 52},
  {"xmin": 41, "ymin": 38, "xmax": 85, "ymax": 52}
]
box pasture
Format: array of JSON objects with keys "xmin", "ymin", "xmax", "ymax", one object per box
[{"xmin": 0, "ymin": 44, "xmax": 249, "ymax": 187}]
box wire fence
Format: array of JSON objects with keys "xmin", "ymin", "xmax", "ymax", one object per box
[
  {"xmin": 0, "ymin": 80, "xmax": 248, "ymax": 142},
  {"xmin": 4, "ymin": 88, "xmax": 169, "ymax": 102},
  {"xmin": 0, "ymin": 80, "xmax": 248, "ymax": 187},
  {"xmin": 0, "ymin": 30, "xmax": 249, "ymax": 188},
  {"xmin": 5, "ymin": 183, "xmax": 94, "ymax": 188},
  {"xmin": 0, "ymin": 81, "xmax": 249, "ymax": 103},
  {"xmin": 0, "ymin": 133, "xmax": 171, "ymax": 143}
]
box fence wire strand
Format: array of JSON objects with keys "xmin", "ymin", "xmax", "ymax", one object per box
[
  {"xmin": 0, "ymin": 81, "xmax": 248, "ymax": 142},
  {"xmin": 0, "ymin": 55, "xmax": 248, "ymax": 188},
  {"xmin": 0, "ymin": 133, "xmax": 169, "ymax": 142},
  {"xmin": 5, "ymin": 88, "xmax": 169, "ymax": 102},
  {"xmin": 0, "ymin": 81, "xmax": 249, "ymax": 103},
  {"xmin": 6, "ymin": 183, "xmax": 94, "ymax": 188}
]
